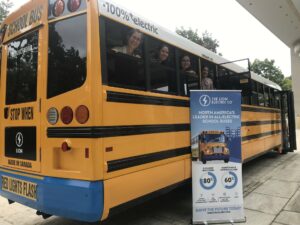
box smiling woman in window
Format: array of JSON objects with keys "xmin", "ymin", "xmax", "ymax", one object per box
[
  {"xmin": 151, "ymin": 44, "xmax": 169, "ymax": 65},
  {"xmin": 112, "ymin": 29, "xmax": 143, "ymax": 58},
  {"xmin": 180, "ymin": 54, "xmax": 199, "ymax": 96}
]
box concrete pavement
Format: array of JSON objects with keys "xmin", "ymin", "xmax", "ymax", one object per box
[{"xmin": 1, "ymin": 131, "xmax": 300, "ymax": 225}]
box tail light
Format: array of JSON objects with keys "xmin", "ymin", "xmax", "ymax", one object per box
[
  {"xmin": 61, "ymin": 141, "xmax": 71, "ymax": 152},
  {"xmin": 75, "ymin": 105, "xmax": 89, "ymax": 124},
  {"xmin": 61, "ymin": 106, "xmax": 73, "ymax": 124},
  {"xmin": 68, "ymin": 0, "xmax": 81, "ymax": 12},
  {"xmin": 85, "ymin": 148, "xmax": 89, "ymax": 158},
  {"xmin": 53, "ymin": 0, "xmax": 65, "ymax": 17}
]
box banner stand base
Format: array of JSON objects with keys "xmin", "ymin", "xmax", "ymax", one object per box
[{"xmin": 191, "ymin": 217, "xmax": 246, "ymax": 225}]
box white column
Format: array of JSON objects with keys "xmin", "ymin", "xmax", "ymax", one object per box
[{"xmin": 291, "ymin": 49, "xmax": 300, "ymax": 128}]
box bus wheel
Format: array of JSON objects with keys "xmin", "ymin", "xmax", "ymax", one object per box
[
  {"xmin": 224, "ymin": 159, "xmax": 229, "ymax": 163},
  {"xmin": 200, "ymin": 152, "xmax": 206, "ymax": 164}
]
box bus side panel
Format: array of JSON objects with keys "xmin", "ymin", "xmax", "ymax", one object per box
[
  {"xmin": 101, "ymin": 160, "xmax": 186, "ymax": 220},
  {"xmin": 184, "ymin": 158, "xmax": 192, "ymax": 179},
  {"xmin": 242, "ymin": 134, "xmax": 281, "ymax": 160},
  {"xmin": 241, "ymin": 123, "xmax": 281, "ymax": 136},
  {"xmin": 103, "ymin": 132, "xmax": 190, "ymax": 177},
  {"xmin": 102, "ymin": 91, "xmax": 190, "ymax": 126},
  {"xmin": 241, "ymin": 105, "xmax": 282, "ymax": 161}
]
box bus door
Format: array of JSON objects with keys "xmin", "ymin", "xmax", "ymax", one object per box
[
  {"xmin": 280, "ymin": 91, "xmax": 297, "ymax": 152},
  {"xmin": 1, "ymin": 29, "xmax": 41, "ymax": 172}
]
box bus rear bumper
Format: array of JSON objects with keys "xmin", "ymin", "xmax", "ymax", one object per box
[
  {"xmin": 0, "ymin": 168, "xmax": 103, "ymax": 222},
  {"xmin": 203, "ymin": 154, "xmax": 230, "ymax": 161}
]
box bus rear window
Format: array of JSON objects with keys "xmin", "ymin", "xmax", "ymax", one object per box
[
  {"xmin": 6, "ymin": 30, "xmax": 38, "ymax": 105},
  {"xmin": 47, "ymin": 14, "xmax": 87, "ymax": 98}
]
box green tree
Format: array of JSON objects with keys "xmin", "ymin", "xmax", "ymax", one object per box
[
  {"xmin": 282, "ymin": 76, "xmax": 292, "ymax": 91},
  {"xmin": 0, "ymin": 0, "xmax": 13, "ymax": 24},
  {"xmin": 176, "ymin": 27, "xmax": 220, "ymax": 54},
  {"xmin": 201, "ymin": 30, "xmax": 219, "ymax": 54},
  {"xmin": 250, "ymin": 58, "xmax": 285, "ymax": 87}
]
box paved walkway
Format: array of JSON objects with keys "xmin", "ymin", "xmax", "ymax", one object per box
[{"xmin": 1, "ymin": 132, "xmax": 300, "ymax": 225}]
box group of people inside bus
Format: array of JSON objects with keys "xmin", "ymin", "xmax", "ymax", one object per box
[{"xmin": 111, "ymin": 29, "xmax": 214, "ymax": 90}]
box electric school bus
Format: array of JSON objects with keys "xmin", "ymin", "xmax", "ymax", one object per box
[{"xmin": 199, "ymin": 131, "xmax": 230, "ymax": 164}]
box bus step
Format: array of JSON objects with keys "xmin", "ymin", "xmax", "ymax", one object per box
[{"xmin": 36, "ymin": 211, "xmax": 52, "ymax": 219}]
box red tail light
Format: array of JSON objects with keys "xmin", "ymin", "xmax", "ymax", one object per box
[
  {"xmin": 85, "ymin": 148, "xmax": 89, "ymax": 158},
  {"xmin": 61, "ymin": 106, "xmax": 73, "ymax": 124},
  {"xmin": 75, "ymin": 105, "xmax": 89, "ymax": 124},
  {"xmin": 61, "ymin": 141, "xmax": 71, "ymax": 152},
  {"xmin": 68, "ymin": 0, "xmax": 81, "ymax": 12},
  {"xmin": 53, "ymin": 0, "xmax": 65, "ymax": 17}
]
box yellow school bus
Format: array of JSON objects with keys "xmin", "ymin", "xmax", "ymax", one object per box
[
  {"xmin": 0, "ymin": 0, "xmax": 296, "ymax": 222},
  {"xmin": 197, "ymin": 131, "xmax": 230, "ymax": 164}
]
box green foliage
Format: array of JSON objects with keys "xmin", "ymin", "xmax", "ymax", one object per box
[
  {"xmin": 176, "ymin": 27, "xmax": 220, "ymax": 53},
  {"xmin": 282, "ymin": 76, "xmax": 292, "ymax": 91},
  {"xmin": 0, "ymin": 0, "xmax": 13, "ymax": 24},
  {"xmin": 250, "ymin": 58, "xmax": 285, "ymax": 87},
  {"xmin": 201, "ymin": 30, "xmax": 219, "ymax": 53},
  {"xmin": 176, "ymin": 27, "xmax": 203, "ymax": 46}
]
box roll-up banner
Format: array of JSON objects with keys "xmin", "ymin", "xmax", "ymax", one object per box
[{"xmin": 190, "ymin": 90, "xmax": 245, "ymax": 224}]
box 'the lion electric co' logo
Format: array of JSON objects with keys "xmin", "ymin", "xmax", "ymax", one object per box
[
  {"xmin": 199, "ymin": 95, "xmax": 211, "ymax": 107},
  {"xmin": 15, "ymin": 132, "xmax": 24, "ymax": 148}
]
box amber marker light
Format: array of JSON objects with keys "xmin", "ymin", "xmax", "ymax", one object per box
[
  {"xmin": 61, "ymin": 106, "xmax": 73, "ymax": 124},
  {"xmin": 53, "ymin": 0, "xmax": 65, "ymax": 17},
  {"xmin": 68, "ymin": 0, "xmax": 81, "ymax": 12},
  {"xmin": 75, "ymin": 105, "xmax": 89, "ymax": 124}
]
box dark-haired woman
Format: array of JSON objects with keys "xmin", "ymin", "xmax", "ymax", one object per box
[{"xmin": 112, "ymin": 29, "xmax": 143, "ymax": 58}]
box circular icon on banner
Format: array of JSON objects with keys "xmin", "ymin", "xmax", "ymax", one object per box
[
  {"xmin": 199, "ymin": 172, "xmax": 217, "ymax": 190},
  {"xmin": 199, "ymin": 95, "xmax": 211, "ymax": 107},
  {"xmin": 222, "ymin": 171, "xmax": 238, "ymax": 189},
  {"xmin": 15, "ymin": 132, "xmax": 24, "ymax": 147}
]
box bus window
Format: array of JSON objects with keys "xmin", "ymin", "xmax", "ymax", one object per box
[
  {"xmin": 103, "ymin": 18, "xmax": 146, "ymax": 90},
  {"xmin": 48, "ymin": 14, "xmax": 87, "ymax": 98},
  {"xmin": 264, "ymin": 87, "xmax": 270, "ymax": 107},
  {"xmin": 251, "ymin": 81, "xmax": 258, "ymax": 105},
  {"xmin": 217, "ymin": 67, "xmax": 229, "ymax": 89},
  {"xmin": 216, "ymin": 67, "xmax": 239, "ymax": 90},
  {"xmin": 179, "ymin": 53, "xmax": 199, "ymax": 96},
  {"xmin": 257, "ymin": 83, "xmax": 265, "ymax": 106},
  {"xmin": 6, "ymin": 30, "xmax": 38, "ymax": 104},
  {"xmin": 201, "ymin": 62, "xmax": 216, "ymax": 90},
  {"xmin": 148, "ymin": 38, "xmax": 177, "ymax": 94},
  {"xmin": 269, "ymin": 88, "xmax": 275, "ymax": 107},
  {"xmin": 274, "ymin": 89, "xmax": 281, "ymax": 108}
]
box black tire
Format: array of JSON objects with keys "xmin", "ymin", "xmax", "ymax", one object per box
[{"xmin": 200, "ymin": 152, "xmax": 206, "ymax": 164}]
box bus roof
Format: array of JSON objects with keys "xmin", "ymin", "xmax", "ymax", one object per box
[
  {"xmin": 3, "ymin": 0, "xmax": 282, "ymax": 91},
  {"xmin": 1, "ymin": 0, "xmax": 44, "ymax": 43}
]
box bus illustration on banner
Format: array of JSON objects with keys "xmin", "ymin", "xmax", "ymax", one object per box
[
  {"xmin": 200, "ymin": 131, "xmax": 230, "ymax": 164},
  {"xmin": 192, "ymin": 130, "xmax": 230, "ymax": 164}
]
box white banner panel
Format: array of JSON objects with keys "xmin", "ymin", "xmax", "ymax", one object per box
[{"xmin": 190, "ymin": 90, "xmax": 245, "ymax": 224}]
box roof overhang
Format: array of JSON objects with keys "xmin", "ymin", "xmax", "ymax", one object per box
[{"xmin": 236, "ymin": 0, "xmax": 300, "ymax": 49}]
